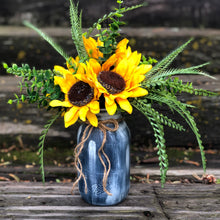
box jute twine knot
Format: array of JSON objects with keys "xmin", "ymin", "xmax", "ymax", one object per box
[{"xmin": 71, "ymin": 119, "xmax": 119, "ymax": 196}]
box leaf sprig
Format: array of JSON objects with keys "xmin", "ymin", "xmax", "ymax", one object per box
[
  {"xmin": 86, "ymin": 0, "xmax": 145, "ymax": 38},
  {"xmin": 4, "ymin": 63, "xmax": 64, "ymax": 107}
]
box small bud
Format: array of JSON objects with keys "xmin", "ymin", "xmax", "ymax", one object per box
[
  {"xmin": 2, "ymin": 63, "xmax": 8, "ymax": 69},
  {"xmin": 8, "ymin": 99, "xmax": 13, "ymax": 104},
  {"xmin": 96, "ymin": 24, "xmax": 101, "ymax": 30}
]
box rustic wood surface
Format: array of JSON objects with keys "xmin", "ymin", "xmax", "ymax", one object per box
[{"xmin": 0, "ymin": 182, "xmax": 219, "ymax": 219}]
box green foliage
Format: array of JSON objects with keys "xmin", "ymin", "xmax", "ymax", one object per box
[
  {"xmin": 133, "ymin": 38, "xmax": 219, "ymax": 184},
  {"xmin": 132, "ymin": 100, "xmax": 169, "ymax": 186},
  {"xmin": 146, "ymin": 77, "xmax": 218, "ymax": 97},
  {"xmin": 145, "ymin": 38, "xmax": 194, "ymax": 81},
  {"xmin": 38, "ymin": 111, "xmax": 62, "ymax": 182},
  {"xmin": 140, "ymin": 55, "xmax": 158, "ymax": 65},
  {"xmin": 163, "ymin": 78, "xmax": 218, "ymax": 96},
  {"xmin": 23, "ymin": 21, "xmax": 69, "ymax": 60},
  {"xmin": 4, "ymin": 0, "xmax": 217, "ymax": 187},
  {"xmin": 135, "ymin": 89, "xmax": 207, "ymax": 174},
  {"xmin": 87, "ymin": 1, "xmax": 144, "ymax": 38},
  {"xmin": 87, "ymin": 0, "xmax": 145, "ymax": 61},
  {"xmin": 4, "ymin": 63, "xmax": 64, "ymax": 107},
  {"xmin": 69, "ymin": 0, "xmax": 87, "ymax": 59}
]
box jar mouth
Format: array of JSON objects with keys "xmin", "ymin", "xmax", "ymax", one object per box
[{"xmin": 97, "ymin": 109, "xmax": 121, "ymax": 121}]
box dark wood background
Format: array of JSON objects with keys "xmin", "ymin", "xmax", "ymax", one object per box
[{"xmin": 1, "ymin": 0, "xmax": 220, "ymax": 28}]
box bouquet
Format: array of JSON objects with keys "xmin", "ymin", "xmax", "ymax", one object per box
[{"xmin": 4, "ymin": 0, "xmax": 217, "ymax": 187}]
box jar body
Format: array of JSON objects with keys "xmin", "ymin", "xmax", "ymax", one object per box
[{"xmin": 77, "ymin": 111, "xmax": 130, "ymax": 206}]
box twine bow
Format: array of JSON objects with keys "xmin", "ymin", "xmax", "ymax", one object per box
[{"xmin": 71, "ymin": 119, "xmax": 119, "ymax": 196}]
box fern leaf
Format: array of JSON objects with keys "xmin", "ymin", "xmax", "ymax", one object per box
[
  {"xmin": 38, "ymin": 111, "xmax": 62, "ymax": 182},
  {"xmin": 145, "ymin": 65, "xmax": 215, "ymax": 85},
  {"xmin": 132, "ymin": 100, "xmax": 185, "ymax": 132},
  {"xmin": 145, "ymin": 92, "xmax": 206, "ymax": 172},
  {"xmin": 164, "ymin": 78, "xmax": 218, "ymax": 96},
  {"xmin": 146, "ymin": 38, "xmax": 193, "ymax": 80},
  {"xmin": 69, "ymin": 0, "xmax": 87, "ymax": 59},
  {"xmin": 133, "ymin": 100, "xmax": 168, "ymax": 186},
  {"xmin": 23, "ymin": 21, "xmax": 69, "ymax": 60}
]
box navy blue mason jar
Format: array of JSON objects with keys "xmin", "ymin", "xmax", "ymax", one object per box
[{"xmin": 77, "ymin": 110, "xmax": 130, "ymax": 206}]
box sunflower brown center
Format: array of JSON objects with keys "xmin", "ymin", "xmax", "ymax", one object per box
[
  {"xmin": 68, "ymin": 81, "xmax": 94, "ymax": 107},
  {"xmin": 98, "ymin": 71, "xmax": 126, "ymax": 94}
]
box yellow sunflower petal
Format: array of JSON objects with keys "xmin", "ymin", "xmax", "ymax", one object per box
[
  {"xmin": 54, "ymin": 65, "xmax": 71, "ymax": 76},
  {"xmin": 135, "ymin": 64, "xmax": 152, "ymax": 75},
  {"xmin": 105, "ymin": 95, "xmax": 115, "ymax": 105},
  {"xmin": 64, "ymin": 106, "xmax": 79, "ymax": 122},
  {"xmin": 65, "ymin": 73, "xmax": 78, "ymax": 88},
  {"xmin": 79, "ymin": 106, "xmax": 89, "ymax": 122},
  {"xmin": 105, "ymin": 101, "xmax": 117, "ymax": 116},
  {"xmin": 88, "ymin": 101, "xmax": 100, "ymax": 114},
  {"xmin": 83, "ymin": 36, "xmax": 103, "ymax": 59},
  {"xmin": 88, "ymin": 59, "xmax": 101, "ymax": 75},
  {"xmin": 102, "ymin": 54, "xmax": 117, "ymax": 71},
  {"xmin": 114, "ymin": 59, "xmax": 128, "ymax": 78},
  {"xmin": 129, "ymin": 87, "xmax": 148, "ymax": 97},
  {"xmin": 116, "ymin": 38, "xmax": 129, "ymax": 50},
  {"xmin": 54, "ymin": 76, "xmax": 71, "ymax": 94},
  {"xmin": 49, "ymin": 100, "xmax": 72, "ymax": 107},
  {"xmin": 110, "ymin": 91, "xmax": 130, "ymax": 100},
  {"xmin": 116, "ymin": 98, "xmax": 133, "ymax": 114},
  {"xmin": 87, "ymin": 111, "xmax": 98, "ymax": 127},
  {"xmin": 64, "ymin": 111, "xmax": 79, "ymax": 128}
]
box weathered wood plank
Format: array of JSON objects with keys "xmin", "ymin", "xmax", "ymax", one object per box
[
  {"xmin": 153, "ymin": 184, "xmax": 220, "ymax": 219},
  {"xmin": 0, "ymin": 182, "xmax": 165, "ymax": 219},
  {"xmin": 0, "ymin": 182, "xmax": 219, "ymax": 219}
]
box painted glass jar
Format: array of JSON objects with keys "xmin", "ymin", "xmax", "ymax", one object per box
[{"xmin": 77, "ymin": 110, "xmax": 130, "ymax": 206}]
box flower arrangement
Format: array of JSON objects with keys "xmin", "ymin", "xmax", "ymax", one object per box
[{"xmin": 4, "ymin": 0, "xmax": 217, "ymax": 187}]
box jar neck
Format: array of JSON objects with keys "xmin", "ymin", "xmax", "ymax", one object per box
[{"xmin": 97, "ymin": 109, "xmax": 122, "ymax": 121}]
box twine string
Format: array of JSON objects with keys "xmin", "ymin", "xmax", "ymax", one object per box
[{"xmin": 71, "ymin": 119, "xmax": 119, "ymax": 196}]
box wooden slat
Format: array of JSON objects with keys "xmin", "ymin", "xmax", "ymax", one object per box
[
  {"xmin": 153, "ymin": 184, "xmax": 220, "ymax": 219},
  {"xmin": 0, "ymin": 182, "xmax": 220, "ymax": 219},
  {"xmin": 0, "ymin": 182, "xmax": 165, "ymax": 219}
]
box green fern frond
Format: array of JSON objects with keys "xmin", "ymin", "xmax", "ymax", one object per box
[
  {"xmin": 164, "ymin": 78, "xmax": 218, "ymax": 96},
  {"xmin": 69, "ymin": 0, "xmax": 87, "ymax": 59},
  {"xmin": 145, "ymin": 77, "xmax": 218, "ymax": 97},
  {"xmin": 132, "ymin": 100, "xmax": 185, "ymax": 132},
  {"xmin": 146, "ymin": 38, "xmax": 193, "ymax": 80},
  {"xmin": 38, "ymin": 111, "xmax": 62, "ymax": 183},
  {"xmin": 23, "ymin": 21, "xmax": 69, "ymax": 60},
  {"xmin": 145, "ymin": 91, "xmax": 206, "ymax": 173},
  {"xmin": 144, "ymin": 64, "xmax": 215, "ymax": 86},
  {"xmin": 132, "ymin": 100, "xmax": 168, "ymax": 186}
]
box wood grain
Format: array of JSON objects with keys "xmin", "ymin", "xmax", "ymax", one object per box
[{"xmin": 0, "ymin": 182, "xmax": 219, "ymax": 219}]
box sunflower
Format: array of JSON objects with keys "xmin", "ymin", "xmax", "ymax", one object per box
[
  {"xmin": 49, "ymin": 65, "xmax": 100, "ymax": 127},
  {"xmin": 85, "ymin": 48, "xmax": 152, "ymax": 115}
]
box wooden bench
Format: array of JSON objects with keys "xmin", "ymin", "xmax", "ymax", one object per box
[{"xmin": 0, "ymin": 181, "xmax": 220, "ymax": 219}]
